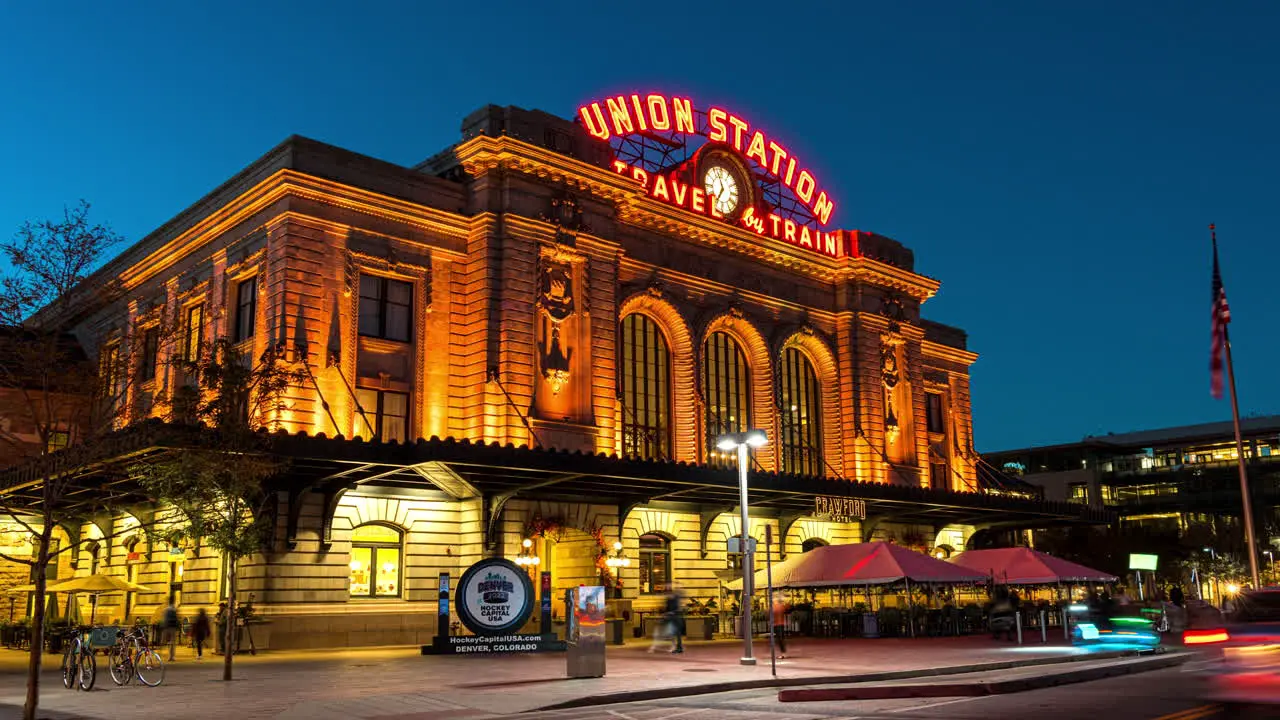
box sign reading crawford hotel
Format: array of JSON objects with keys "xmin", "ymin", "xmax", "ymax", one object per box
[
  {"xmin": 577, "ymin": 94, "xmax": 845, "ymax": 259},
  {"xmin": 814, "ymin": 495, "xmax": 867, "ymax": 523}
]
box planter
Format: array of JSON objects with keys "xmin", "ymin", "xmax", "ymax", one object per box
[
  {"xmin": 861, "ymin": 612, "xmax": 879, "ymax": 638},
  {"xmin": 605, "ymin": 618, "xmax": 624, "ymax": 645},
  {"xmin": 685, "ymin": 615, "xmax": 715, "ymax": 640}
]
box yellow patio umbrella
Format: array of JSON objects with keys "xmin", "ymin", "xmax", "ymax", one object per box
[
  {"xmin": 47, "ymin": 575, "xmax": 154, "ymax": 594},
  {"xmin": 47, "ymin": 575, "xmax": 156, "ymax": 624}
]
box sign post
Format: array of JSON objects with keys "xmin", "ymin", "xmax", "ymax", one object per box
[
  {"xmin": 437, "ymin": 573, "xmax": 450, "ymax": 644},
  {"xmin": 765, "ymin": 524, "xmax": 776, "ymax": 678},
  {"xmin": 540, "ymin": 571, "xmax": 552, "ymax": 637},
  {"xmin": 1129, "ymin": 554, "xmax": 1158, "ymax": 602}
]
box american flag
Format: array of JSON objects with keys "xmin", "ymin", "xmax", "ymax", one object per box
[{"xmin": 1210, "ymin": 225, "xmax": 1231, "ymax": 399}]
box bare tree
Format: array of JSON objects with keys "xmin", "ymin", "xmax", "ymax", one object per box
[{"xmin": 137, "ymin": 337, "xmax": 304, "ymax": 681}]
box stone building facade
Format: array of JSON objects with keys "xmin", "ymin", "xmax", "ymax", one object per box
[{"xmin": 0, "ymin": 100, "xmax": 1103, "ymax": 649}]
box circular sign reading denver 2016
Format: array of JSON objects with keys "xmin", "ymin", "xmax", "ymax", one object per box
[{"xmin": 455, "ymin": 558, "xmax": 534, "ymax": 636}]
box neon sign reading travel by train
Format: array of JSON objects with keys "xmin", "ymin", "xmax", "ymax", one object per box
[
  {"xmin": 607, "ymin": 159, "xmax": 845, "ymax": 258},
  {"xmin": 577, "ymin": 94, "xmax": 837, "ymax": 227}
]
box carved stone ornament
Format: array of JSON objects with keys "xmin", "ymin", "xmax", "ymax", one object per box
[
  {"xmin": 880, "ymin": 331, "xmax": 904, "ymax": 389},
  {"xmin": 540, "ymin": 190, "xmax": 590, "ymax": 240},
  {"xmin": 539, "ymin": 265, "xmax": 575, "ymax": 322},
  {"xmin": 645, "ymin": 274, "xmax": 665, "ymax": 299},
  {"xmin": 343, "ymin": 251, "xmax": 359, "ymax": 298},
  {"xmin": 536, "ymin": 256, "xmax": 576, "ymax": 395},
  {"xmin": 880, "ymin": 293, "xmax": 906, "ymax": 321}
]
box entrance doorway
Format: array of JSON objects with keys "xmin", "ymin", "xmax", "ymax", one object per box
[{"xmin": 544, "ymin": 528, "xmax": 599, "ymax": 621}]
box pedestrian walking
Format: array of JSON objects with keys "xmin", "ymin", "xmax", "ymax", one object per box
[
  {"xmin": 647, "ymin": 585, "xmax": 685, "ymax": 654},
  {"xmin": 771, "ymin": 593, "xmax": 789, "ymax": 657},
  {"xmin": 215, "ymin": 602, "xmax": 228, "ymax": 655},
  {"xmin": 192, "ymin": 608, "xmax": 211, "ymax": 659},
  {"xmin": 162, "ymin": 601, "xmax": 180, "ymax": 661}
]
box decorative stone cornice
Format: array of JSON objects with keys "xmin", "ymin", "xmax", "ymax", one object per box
[
  {"xmin": 921, "ymin": 340, "xmax": 979, "ymax": 366},
  {"xmin": 847, "ymin": 258, "xmax": 940, "ymax": 302},
  {"xmin": 119, "ymin": 170, "xmax": 470, "ymax": 291}
]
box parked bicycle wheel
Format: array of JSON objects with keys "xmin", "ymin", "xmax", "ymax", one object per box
[
  {"xmin": 134, "ymin": 650, "xmax": 164, "ymax": 687},
  {"xmin": 108, "ymin": 646, "xmax": 133, "ymax": 686},
  {"xmin": 60, "ymin": 646, "xmax": 77, "ymax": 690},
  {"xmin": 77, "ymin": 651, "xmax": 96, "ymax": 691}
]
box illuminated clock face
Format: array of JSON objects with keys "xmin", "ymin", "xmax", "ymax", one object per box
[{"xmin": 704, "ymin": 165, "xmax": 739, "ymax": 216}]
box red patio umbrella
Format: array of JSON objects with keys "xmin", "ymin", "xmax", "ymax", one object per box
[
  {"xmin": 948, "ymin": 547, "xmax": 1117, "ymax": 585},
  {"xmin": 785, "ymin": 541, "xmax": 988, "ymax": 587}
]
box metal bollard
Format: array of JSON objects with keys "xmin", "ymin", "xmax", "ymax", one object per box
[
  {"xmin": 1015, "ymin": 611, "xmax": 1023, "ymax": 644},
  {"xmin": 1040, "ymin": 610, "xmax": 1047, "ymax": 643}
]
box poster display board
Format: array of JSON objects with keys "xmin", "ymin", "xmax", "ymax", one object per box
[{"xmin": 566, "ymin": 586, "xmax": 606, "ymax": 678}]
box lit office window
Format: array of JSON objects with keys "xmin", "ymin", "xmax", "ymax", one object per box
[
  {"xmin": 354, "ymin": 389, "xmax": 409, "ymax": 443},
  {"xmin": 358, "ymin": 275, "xmax": 413, "ymax": 342},
  {"xmin": 233, "ymin": 277, "xmax": 257, "ymax": 343},
  {"xmin": 348, "ymin": 524, "xmax": 402, "ymax": 598}
]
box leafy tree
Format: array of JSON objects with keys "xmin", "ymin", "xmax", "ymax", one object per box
[
  {"xmin": 136, "ymin": 337, "xmax": 304, "ymax": 681},
  {"xmin": 0, "ymin": 201, "xmax": 155, "ymax": 720}
]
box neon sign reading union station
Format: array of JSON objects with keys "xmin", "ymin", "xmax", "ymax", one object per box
[{"xmin": 578, "ymin": 93, "xmax": 843, "ymax": 258}]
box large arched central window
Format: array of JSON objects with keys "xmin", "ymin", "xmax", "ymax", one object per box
[
  {"xmin": 619, "ymin": 314, "xmax": 672, "ymax": 460},
  {"xmin": 348, "ymin": 524, "xmax": 402, "ymax": 598},
  {"xmin": 779, "ymin": 347, "xmax": 823, "ymax": 476},
  {"xmin": 703, "ymin": 331, "xmax": 750, "ymax": 466}
]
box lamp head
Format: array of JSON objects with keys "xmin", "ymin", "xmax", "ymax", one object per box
[
  {"xmin": 613, "ymin": 541, "xmax": 623, "ymax": 552},
  {"xmin": 522, "ymin": 538, "xmax": 533, "ymax": 549},
  {"xmin": 745, "ymin": 429, "xmax": 768, "ymax": 447},
  {"xmin": 716, "ymin": 434, "xmax": 740, "ymax": 451}
]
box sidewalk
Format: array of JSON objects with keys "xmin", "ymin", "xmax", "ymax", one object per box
[{"xmin": 0, "ymin": 636, "xmax": 1145, "ymax": 720}]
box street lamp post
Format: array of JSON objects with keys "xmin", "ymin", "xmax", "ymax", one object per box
[{"xmin": 717, "ymin": 429, "xmax": 767, "ymax": 667}]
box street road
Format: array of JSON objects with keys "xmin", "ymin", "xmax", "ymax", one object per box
[{"xmin": 518, "ymin": 665, "xmax": 1244, "ymax": 720}]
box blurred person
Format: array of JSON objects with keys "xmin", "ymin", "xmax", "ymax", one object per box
[
  {"xmin": 649, "ymin": 584, "xmax": 686, "ymax": 654},
  {"xmin": 192, "ymin": 608, "xmax": 211, "ymax": 660},
  {"xmin": 771, "ymin": 593, "xmax": 789, "ymax": 657},
  {"xmin": 161, "ymin": 600, "xmax": 180, "ymax": 661}
]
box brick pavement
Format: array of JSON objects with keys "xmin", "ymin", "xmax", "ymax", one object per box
[{"xmin": 0, "ymin": 636, "xmax": 1100, "ymax": 719}]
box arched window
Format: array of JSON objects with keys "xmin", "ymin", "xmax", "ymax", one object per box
[
  {"xmin": 638, "ymin": 534, "xmax": 671, "ymax": 594},
  {"xmin": 86, "ymin": 541, "xmax": 101, "ymax": 575},
  {"xmin": 123, "ymin": 537, "xmax": 141, "ymax": 621},
  {"xmin": 619, "ymin": 314, "xmax": 672, "ymax": 460},
  {"xmin": 348, "ymin": 524, "xmax": 402, "ymax": 598},
  {"xmin": 703, "ymin": 331, "xmax": 750, "ymax": 466},
  {"xmin": 801, "ymin": 538, "xmax": 828, "ymax": 553},
  {"xmin": 779, "ymin": 347, "xmax": 823, "ymax": 476}
]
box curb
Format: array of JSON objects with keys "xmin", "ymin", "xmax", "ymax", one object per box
[
  {"xmin": 777, "ymin": 652, "xmax": 1189, "ymax": 702},
  {"xmin": 528, "ymin": 647, "xmax": 1152, "ymax": 712}
]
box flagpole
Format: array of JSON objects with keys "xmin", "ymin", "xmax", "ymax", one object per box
[{"xmin": 1223, "ymin": 325, "xmax": 1261, "ymax": 589}]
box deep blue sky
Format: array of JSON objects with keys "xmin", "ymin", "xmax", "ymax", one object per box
[{"xmin": 2, "ymin": 2, "xmax": 1276, "ymax": 452}]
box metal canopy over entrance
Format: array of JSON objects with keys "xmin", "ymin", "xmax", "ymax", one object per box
[{"xmin": 0, "ymin": 424, "xmax": 1114, "ymax": 544}]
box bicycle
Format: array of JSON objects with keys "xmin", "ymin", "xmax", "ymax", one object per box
[
  {"xmin": 108, "ymin": 624, "xmax": 164, "ymax": 687},
  {"xmin": 60, "ymin": 627, "xmax": 96, "ymax": 691}
]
